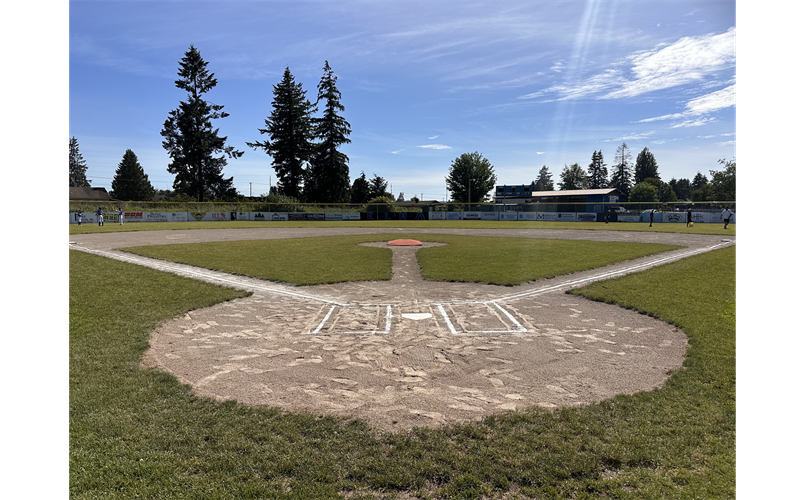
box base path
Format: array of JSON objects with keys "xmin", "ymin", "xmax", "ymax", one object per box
[{"xmin": 70, "ymin": 227, "xmax": 734, "ymax": 431}]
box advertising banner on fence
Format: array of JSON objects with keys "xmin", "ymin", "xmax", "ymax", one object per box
[
  {"xmin": 428, "ymin": 211, "xmax": 445, "ymax": 220},
  {"xmin": 446, "ymin": 212, "xmax": 462, "ymax": 220},
  {"xmin": 188, "ymin": 211, "xmax": 229, "ymax": 222},
  {"xmin": 288, "ymin": 213, "xmax": 325, "ymax": 221},
  {"xmin": 230, "ymin": 211, "xmax": 250, "ymax": 221},
  {"xmin": 499, "ymin": 212, "xmax": 518, "ymax": 221},
  {"xmin": 556, "ymin": 212, "xmax": 576, "ymax": 221},
  {"xmin": 462, "ymin": 211, "xmax": 499, "ymax": 220},
  {"xmin": 618, "ymin": 215, "xmax": 640, "ymax": 222},
  {"xmin": 577, "ymin": 213, "xmax": 596, "ymax": 222},
  {"xmin": 251, "ymin": 212, "xmax": 288, "ymax": 221},
  {"xmin": 537, "ymin": 212, "xmax": 557, "ymax": 221},
  {"xmin": 517, "ymin": 212, "xmax": 537, "ymax": 221},
  {"xmin": 342, "ymin": 212, "xmax": 361, "ymax": 221}
]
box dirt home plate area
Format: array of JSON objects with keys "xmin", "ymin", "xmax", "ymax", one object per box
[{"xmin": 70, "ymin": 227, "xmax": 734, "ymax": 431}]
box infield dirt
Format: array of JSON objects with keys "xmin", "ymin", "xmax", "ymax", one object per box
[{"xmin": 70, "ymin": 227, "xmax": 733, "ymax": 431}]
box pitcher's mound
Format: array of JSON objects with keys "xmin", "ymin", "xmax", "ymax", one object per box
[{"xmin": 388, "ymin": 239, "xmax": 422, "ymax": 246}]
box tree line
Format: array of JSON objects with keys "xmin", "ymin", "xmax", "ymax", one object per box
[
  {"xmin": 69, "ymin": 45, "xmax": 734, "ymax": 204},
  {"xmin": 532, "ymin": 143, "xmax": 735, "ymax": 202}
]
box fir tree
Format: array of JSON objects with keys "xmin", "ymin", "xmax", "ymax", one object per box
[
  {"xmin": 368, "ymin": 173, "xmax": 390, "ymax": 199},
  {"xmin": 610, "ymin": 142, "xmax": 634, "ymax": 197},
  {"xmin": 533, "ymin": 165, "xmax": 555, "ymax": 191},
  {"xmin": 69, "ymin": 136, "xmax": 91, "ymax": 187},
  {"xmin": 307, "ymin": 61, "xmax": 351, "ymax": 203},
  {"xmin": 110, "ymin": 149, "xmax": 156, "ymax": 201},
  {"xmin": 247, "ymin": 67, "xmax": 316, "ymax": 200},
  {"xmin": 161, "ymin": 45, "xmax": 242, "ymax": 202},
  {"xmin": 350, "ymin": 171, "xmax": 371, "ymax": 203},
  {"xmin": 634, "ymin": 147, "xmax": 659, "ymax": 184},
  {"xmin": 586, "ymin": 150, "xmax": 608, "ymax": 189}
]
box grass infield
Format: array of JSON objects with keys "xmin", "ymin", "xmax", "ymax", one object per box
[
  {"xmin": 69, "ymin": 219, "xmax": 737, "ymax": 236},
  {"xmin": 70, "ymin": 243, "xmax": 735, "ymax": 499},
  {"xmin": 120, "ymin": 234, "xmax": 681, "ymax": 286}
]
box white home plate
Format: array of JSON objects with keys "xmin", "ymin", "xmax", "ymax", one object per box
[{"xmin": 401, "ymin": 313, "xmax": 433, "ymax": 321}]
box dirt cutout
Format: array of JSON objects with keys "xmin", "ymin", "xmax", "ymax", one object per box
[{"xmin": 142, "ymin": 238, "xmax": 688, "ymax": 432}]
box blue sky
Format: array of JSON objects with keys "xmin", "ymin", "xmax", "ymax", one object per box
[{"xmin": 69, "ymin": 0, "xmax": 736, "ymax": 200}]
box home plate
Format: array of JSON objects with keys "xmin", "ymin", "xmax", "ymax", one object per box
[{"xmin": 401, "ymin": 313, "xmax": 433, "ymax": 321}]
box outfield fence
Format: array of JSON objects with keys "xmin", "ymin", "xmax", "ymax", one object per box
[{"xmin": 69, "ymin": 201, "xmax": 737, "ymax": 225}]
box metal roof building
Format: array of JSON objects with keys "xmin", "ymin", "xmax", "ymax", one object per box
[{"xmin": 494, "ymin": 186, "xmax": 624, "ymax": 213}]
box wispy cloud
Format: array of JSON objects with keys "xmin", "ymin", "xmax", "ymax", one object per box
[
  {"xmin": 417, "ymin": 144, "xmax": 451, "ymax": 150},
  {"xmin": 519, "ymin": 28, "xmax": 735, "ymax": 102},
  {"xmin": 639, "ymin": 84, "xmax": 734, "ymax": 125},
  {"xmin": 536, "ymin": 151, "xmax": 545, "ymax": 154},
  {"xmin": 391, "ymin": 149, "xmax": 404, "ymax": 154},
  {"xmin": 428, "ymin": 135, "xmax": 440, "ymax": 140}
]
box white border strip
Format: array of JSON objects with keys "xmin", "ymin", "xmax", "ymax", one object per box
[{"xmin": 436, "ymin": 301, "xmax": 526, "ymax": 335}]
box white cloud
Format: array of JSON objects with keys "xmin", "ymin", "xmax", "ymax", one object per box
[
  {"xmin": 391, "ymin": 149, "xmax": 404, "ymax": 154},
  {"xmin": 519, "ymin": 28, "xmax": 735, "ymax": 102},
  {"xmin": 428, "ymin": 135, "xmax": 439, "ymax": 140},
  {"xmin": 417, "ymin": 144, "xmax": 451, "ymax": 150},
  {"xmin": 671, "ymin": 117, "xmax": 714, "ymax": 128},
  {"xmin": 639, "ymin": 85, "xmax": 734, "ymax": 124},
  {"xmin": 536, "ymin": 151, "xmax": 545, "ymax": 154}
]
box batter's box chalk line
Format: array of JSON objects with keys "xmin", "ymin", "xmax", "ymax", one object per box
[{"xmin": 308, "ymin": 302, "xmax": 527, "ymax": 336}]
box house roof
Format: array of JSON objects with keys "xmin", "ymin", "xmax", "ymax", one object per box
[
  {"xmin": 69, "ymin": 186, "xmax": 114, "ymax": 201},
  {"xmin": 529, "ymin": 188, "xmax": 623, "ymax": 197}
]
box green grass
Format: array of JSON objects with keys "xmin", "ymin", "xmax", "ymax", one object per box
[
  {"xmin": 70, "ymin": 244, "xmax": 735, "ymax": 499},
  {"xmin": 121, "ymin": 234, "xmax": 680, "ymax": 286},
  {"xmin": 69, "ymin": 219, "xmax": 737, "ymax": 236}
]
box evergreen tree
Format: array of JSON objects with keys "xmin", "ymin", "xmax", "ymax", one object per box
[
  {"xmin": 586, "ymin": 150, "xmax": 608, "ymax": 189},
  {"xmin": 533, "ymin": 165, "xmax": 555, "ymax": 191},
  {"xmin": 161, "ymin": 45, "xmax": 242, "ymax": 202},
  {"xmin": 247, "ymin": 67, "xmax": 316, "ymax": 200},
  {"xmin": 306, "ymin": 61, "xmax": 352, "ymax": 203},
  {"xmin": 668, "ymin": 177, "xmax": 692, "ymax": 201},
  {"xmin": 69, "ymin": 136, "xmax": 91, "ymax": 187},
  {"xmin": 629, "ymin": 181, "xmax": 658, "ymax": 202},
  {"xmin": 691, "ymin": 171, "xmax": 709, "ymax": 191},
  {"xmin": 110, "ymin": 149, "xmax": 156, "ymax": 201},
  {"xmin": 610, "ymin": 142, "xmax": 634, "ymax": 197},
  {"xmin": 445, "ymin": 151, "xmax": 497, "ymax": 203},
  {"xmin": 350, "ymin": 171, "xmax": 371, "ymax": 203},
  {"xmin": 559, "ymin": 163, "xmax": 588, "ymax": 190},
  {"xmin": 634, "ymin": 147, "xmax": 659, "ymax": 184},
  {"xmin": 368, "ymin": 173, "xmax": 390, "ymax": 199}
]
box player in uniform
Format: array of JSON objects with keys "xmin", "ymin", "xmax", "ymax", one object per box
[
  {"xmin": 77, "ymin": 209, "xmax": 83, "ymax": 226},
  {"xmin": 119, "ymin": 207, "xmax": 124, "ymax": 225},
  {"xmin": 96, "ymin": 207, "xmax": 104, "ymax": 226}
]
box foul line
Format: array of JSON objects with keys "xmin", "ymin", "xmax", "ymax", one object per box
[{"xmin": 70, "ymin": 245, "xmax": 344, "ymax": 306}]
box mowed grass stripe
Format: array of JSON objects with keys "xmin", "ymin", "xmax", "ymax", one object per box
[
  {"xmin": 122, "ymin": 233, "xmax": 681, "ymax": 286},
  {"xmin": 70, "ymin": 245, "xmax": 734, "ymax": 499}
]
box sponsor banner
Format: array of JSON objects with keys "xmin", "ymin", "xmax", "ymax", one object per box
[
  {"xmin": 618, "ymin": 215, "xmax": 640, "ymax": 222},
  {"xmin": 250, "ymin": 212, "xmax": 289, "ymax": 221},
  {"xmin": 230, "ymin": 211, "xmax": 250, "ymax": 221},
  {"xmin": 517, "ymin": 212, "xmax": 537, "ymax": 221},
  {"xmin": 167, "ymin": 212, "xmax": 188, "ymax": 222},
  {"xmin": 556, "ymin": 212, "xmax": 576, "ymax": 221},
  {"xmin": 537, "ymin": 212, "xmax": 557, "ymax": 221},
  {"xmin": 122, "ymin": 211, "xmax": 145, "ymax": 222},
  {"xmin": 146, "ymin": 211, "xmax": 169, "ymax": 222},
  {"xmin": 71, "ymin": 212, "xmax": 99, "ymax": 224},
  {"xmin": 577, "ymin": 213, "xmax": 597, "ymax": 222},
  {"xmin": 288, "ymin": 212, "xmax": 325, "ymax": 221},
  {"xmin": 428, "ymin": 211, "xmax": 446, "ymax": 220},
  {"xmin": 188, "ymin": 211, "xmax": 229, "ymax": 221},
  {"xmin": 462, "ymin": 211, "xmax": 482, "ymax": 220},
  {"xmin": 325, "ymin": 213, "xmax": 344, "ymax": 221},
  {"xmin": 341, "ymin": 212, "xmax": 361, "ymax": 221},
  {"xmin": 663, "ymin": 212, "xmax": 686, "ymax": 224},
  {"xmin": 640, "ymin": 212, "xmax": 663, "ymax": 223},
  {"xmin": 499, "ymin": 212, "xmax": 518, "ymax": 221},
  {"xmin": 446, "ymin": 212, "xmax": 462, "ymax": 220}
]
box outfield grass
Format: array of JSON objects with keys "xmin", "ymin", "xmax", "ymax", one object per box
[
  {"xmin": 121, "ymin": 234, "xmax": 680, "ymax": 286},
  {"xmin": 70, "ymin": 245, "xmax": 735, "ymax": 499},
  {"xmin": 69, "ymin": 219, "xmax": 737, "ymax": 236}
]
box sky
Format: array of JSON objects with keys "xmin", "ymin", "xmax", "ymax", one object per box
[{"xmin": 68, "ymin": 0, "xmax": 737, "ymax": 201}]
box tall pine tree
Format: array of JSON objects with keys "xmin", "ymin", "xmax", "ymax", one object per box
[
  {"xmin": 586, "ymin": 150, "xmax": 608, "ymax": 189},
  {"xmin": 110, "ymin": 149, "xmax": 156, "ymax": 201},
  {"xmin": 247, "ymin": 67, "xmax": 316, "ymax": 200},
  {"xmin": 559, "ymin": 163, "xmax": 588, "ymax": 190},
  {"xmin": 350, "ymin": 171, "xmax": 371, "ymax": 203},
  {"xmin": 634, "ymin": 147, "xmax": 659, "ymax": 184},
  {"xmin": 69, "ymin": 136, "xmax": 91, "ymax": 187},
  {"xmin": 533, "ymin": 165, "xmax": 555, "ymax": 191},
  {"xmin": 161, "ymin": 45, "xmax": 242, "ymax": 202},
  {"xmin": 610, "ymin": 142, "xmax": 634, "ymax": 197},
  {"xmin": 307, "ymin": 61, "xmax": 351, "ymax": 203}
]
